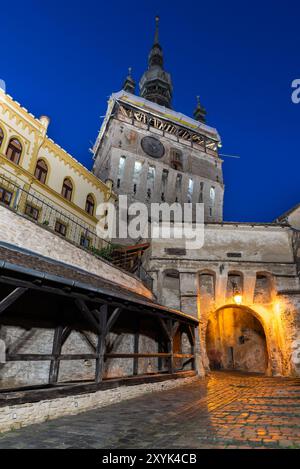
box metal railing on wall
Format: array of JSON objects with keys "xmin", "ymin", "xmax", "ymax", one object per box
[
  {"xmin": 0, "ymin": 173, "xmax": 153, "ymax": 290},
  {"xmin": 0, "ymin": 173, "xmax": 111, "ymax": 251}
]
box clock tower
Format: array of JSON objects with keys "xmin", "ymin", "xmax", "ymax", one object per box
[{"xmin": 92, "ymin": 17, "xmax": 224, "ymax": 226}]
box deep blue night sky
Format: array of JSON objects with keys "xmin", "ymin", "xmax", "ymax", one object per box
[{"xmin": 1, "ymin": 0, "xmax": 299, "ymax": 222}]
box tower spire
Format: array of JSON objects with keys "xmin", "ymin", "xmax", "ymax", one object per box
[
  {"xmin": 193, "ymin": 96, "xmax": 207, "ymax": 123},
  {"xmin": 139, "ymin": 16, "xmax": 173, "ymax": 108},
  {"xmin": 122, "ymin": 67, "xmax": 136, "ymax": 94}
]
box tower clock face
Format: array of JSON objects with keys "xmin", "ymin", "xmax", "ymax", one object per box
[{"xmin": 141, "ymin": 136, "xmax": 165, "ymax": 158}]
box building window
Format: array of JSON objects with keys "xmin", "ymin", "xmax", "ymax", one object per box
[
  {"xmin": 61, "ymin": 178, "xmax": 73, "ymax": 201},
  {"xmin": 170, "ymin": 149, "xmax": 183, "ymax": 170},
  {"xmin": 199, "ymin": 182, "xmax": 204, "ymax": 203},
  {"xmin": 146, "ymin": 165, "xmax": 155, "ymax": 200},
  {"xmin": 209, "ymin": 207, "xmax": 213, "ymax": 217},
  {"xmin": 85, "ymin": 194, "xmax": 95, "ymax": 216},
  {"xmin": 210, "ymin": 186, "xmax": 215, "ymax": 202},
  {"xmin": 0, "ymin": 187, "xmax": 13, "ymax": 206},
  {"xmin": 6, "ymin": 138, "xmax": 22, "ymax": 165},
  {"xmin": 34, "ymin": 159, "xmax": 48, "ymax": 184},
  {"xmin": 161, "ymin": 169, "xmax": 168, "ymax": 201},
  {"xmin": 0, "ymin": 127, "xmax": 4, "ymax": 149},
  {"xmin": 133, "ymin": 160, "xmax": 142, "ymax": 195},
  {"xmin": 80, "ymin": 234, "xmax": 90, "ymax": 248},
  {"xmin": 187, "ymin": 178, "xmax": 194, "ymax": 203},
  {"xmin": 116, "ymin": 156, "xmax": 126, "ymax": 188},
  {"xmin": 55, "ymin": 220, "xmax": 67, "ymax": 237},
  {"xmin": 25, "ymin": 204, "xmax": 39, "ymax": 221},
  {"xmin": 175, "ymin": 173, "xmax": 182, "ymax": 202}
]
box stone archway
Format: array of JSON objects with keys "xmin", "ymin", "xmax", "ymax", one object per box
[{"xmin": 205, "ymin": 305, "xmax": 269, "ymax": 374}]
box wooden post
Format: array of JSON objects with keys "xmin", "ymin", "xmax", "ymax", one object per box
[
  {"xmin": 0, "ymin": 287, "xmax": 28, "ymax": 315},
  {"xmin": 133, "ymin": 320, "xmax": 139, "ymax": 376},
  {"xmin": 49, "ymin": 326, "xmax": 63, "ymax": 384},
  {"xmin": 167, "ymin": 319, "xmax": 174, "ymax": 374},
  {"xmin": 191, "ymin": 326, "xmax": 196, "ymax": 370},
  {"xmin": 158, "ymin": 341, "xmax": 163, "ymax": 372},
  {"xmin": 95, "ymin": 305, "xmax": 108, "ymax": 384}
]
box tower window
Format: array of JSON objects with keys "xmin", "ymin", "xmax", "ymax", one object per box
[
  {"xmin": 116, "ymin": 156, "xmax": 126, "ymax": 188},
  {"xmin": 170, "ymin": 149, "xmax": 183, "ymax": 170},
  {"xmin": 6, "ymin": 138, "xmax": 22, "ymax": 165},
  {"xmin": 199, "ymin": 182, "xmax": 204, "ymax": 203},
  {"xmin": 175, "ymin": 173, "xmax": 182, "ymax": 202},
  {"xmin": 161, "ymin": 169, "xmax": 168, "ymax": 201},
  {"xmin": 146, "ymin": 165, "xmax": 155, "ymax": 200},
  {"xmin": 187, "ymin": 178, "xmax": 194, "ymax": 203},
  {"xmin": 133, "ymin": 160, "xmax": 142, "ymax": 195},
  {"xmin": 210, "ymin": 186, "xmax": 215, "ymax": 202}
]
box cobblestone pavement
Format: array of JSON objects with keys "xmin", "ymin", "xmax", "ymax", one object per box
[{"xmin": 0, "ymin": 371, "xmax": 300, "ymax": 449}]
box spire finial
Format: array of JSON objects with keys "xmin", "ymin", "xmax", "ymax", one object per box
[
  {"xmin": 128, "ymin": 67, "xmax": 132, "ymax": 77},
  {"xmin": 154, "ymin": 15, "xmax": 160, "ymax": 44}
]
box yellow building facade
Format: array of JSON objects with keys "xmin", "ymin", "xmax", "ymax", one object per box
[{"xmin": 0, "ymin": 88, "xmax": 115, "ymax": 251}]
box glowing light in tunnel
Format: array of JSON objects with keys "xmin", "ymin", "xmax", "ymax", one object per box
[{"xmin": 233, "ymin": 294, "xmax": 243, "ymax": 305}]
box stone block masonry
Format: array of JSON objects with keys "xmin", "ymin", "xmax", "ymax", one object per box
[{"xmin": 0, "ymin": 375, "xmax": 198, "ymax": 434}]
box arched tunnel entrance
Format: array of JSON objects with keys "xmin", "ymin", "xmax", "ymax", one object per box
[{"xmin": 206, "ymin": 305, "xmax": 268, "ymax": 374}]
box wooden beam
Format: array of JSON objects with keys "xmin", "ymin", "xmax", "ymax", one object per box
[
  {"xmin": 187, "ymin": 325, "xmax": 195, "ymax": 346},
  {"xmin": 80, "ymin": 331, "xmax": 97, "ymax": 352},
  {"xmin": 0, "ymin": 287, "xmax": 28, "ymax": 315},
  {"xmin": 7, "ymin": 352, "xmax": 192, "ymax": 361},
  {"xmin": 7, "ymin": 354, "xmax": 97, "ymax": 361},
  {"xmin": 158, "ymin": 317, "xmax": 171, "ymax": 340},
  {"xmin": 74, "ymin": 299, "xmax": 101, "ymax": 333},
  {"xmin": 61, "ymin": 327, "xmax": 72, "ymax": 345},
  {"xmin": 105, "ymin": 307, "xmax": 122, "ymax": 334},
  {"xmin": 111, "ymin": 352, "xmax": 175, "ymax": 359}
]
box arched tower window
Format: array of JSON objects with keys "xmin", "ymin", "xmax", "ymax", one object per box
[
  {"xmin": 226, "ymin": 272, "xmax": 244, "ymax": 301},
  {"xmin": 199, "ymin": 271, "xmax": 216, "ymax": 305},
  {"xmin": 6, "ymin": 138, "xmax": 22, "ymax": 165},
  {"xmin": 253, "ymin": 273, "xmax": 272, "ymax": 303},
  {"xmin": 61, "ymin": 178, "xmax": 73, "ymax": 201},
  {"xmin": 34, "ymin": 159, "xmax": 48, "ymax": 184},
  {"xmin": 85, "ymin": 194, "xmax": 95, "ymax": 216}
]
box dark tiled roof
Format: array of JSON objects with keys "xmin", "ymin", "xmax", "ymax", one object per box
[{"xmin": 0, "ymin": 244, "xmax": 150, "ymax": 304}]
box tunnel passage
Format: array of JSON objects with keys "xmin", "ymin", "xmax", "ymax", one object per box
[{"xmin": 206, "ymin": 306, "xmax": 268, "ymax": 374}]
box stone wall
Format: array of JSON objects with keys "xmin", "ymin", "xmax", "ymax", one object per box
[{"xmin": 0, "ymin": 375, "xmax": 198, "ymax": 434}]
